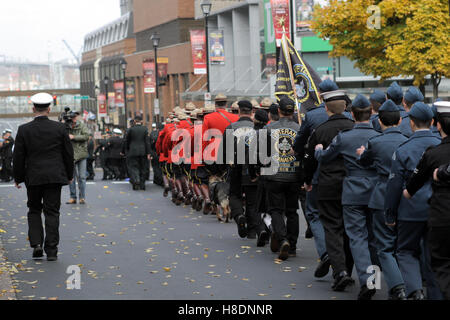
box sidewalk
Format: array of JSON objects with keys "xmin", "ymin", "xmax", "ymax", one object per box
[{"xmin": 0, "ymin": 234, "xmax": 16, "ymax": 300}]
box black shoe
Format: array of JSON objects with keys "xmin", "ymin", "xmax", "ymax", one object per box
[
  {"xmin": 332, "ymin": 271, "xmax": 354, "ymax": 292},
  {"xmin": 257, "ymin": 230, "xmax": 269, "ymax": 247},
  {"xmin": 389, "ymin": 285, "xmax": 407, "ymax": 300},
  {"xmin": 236, "ymin": 215, "xmax": 247, "ymax": 238},
  {"xmin": 47, "ymin": 255, "xmax": 58, "ymax": 262},
  {"xmin": 163, "ymin": 187, "xmax": 170, "ymax": 197},
  {"xmin": 32, "ymin": 245, "xmax": 43, "ymax": 259},
  {"xmin": 278, "ymin": 241, "xmax": 290, "ymax": 261},
  {"xmin": 314, "ymin": 254, "xmax": 331, "ymax": 278},
  {"xmin": 140, "ymin": 184, "xmax": 146, "ymax": 191},
  {"xmin": 270, "ymin": 232, "xmax": 280, "ymax": 253},
  {"xmin": 408, "ymin": 290, "xmax": 425, "ymax": 300},
  {"xmin": 305, "ymin": 226, "xmax": 314, "ymax": 239},
  {"xmin": 247, "ymin": 230, "xmax": 257, "ymax": 240},
  {"xmin": 132, "ymin": 184, "xmax": 139, "ymax": 191},
  {"xmin": 358, "ymin": 285, "xmax": 376, "ymax": 300},
  {"xmin": 203, "ymin": 201, "xmax": 212, "ymax": 215},
  {"xmin": 288, "ymin": 249, "xmax": 297, "ymax": 257}
]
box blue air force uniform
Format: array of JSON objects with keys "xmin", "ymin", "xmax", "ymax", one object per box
[
  {"xmin": 358, "ymin": 100, "xmax": 408, "ymax": 295},
  {"xmin": 385, "ymin": 102, "xmax": 442, "ymax": 299},
  {"xmin": 315, "ymin": 94, "xmax": 379, "ymax": 294},
  {"xmin": 369, "ymin": 89, "xmax": 387, "ymax": 132}
]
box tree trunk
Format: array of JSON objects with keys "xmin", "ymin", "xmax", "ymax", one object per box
[{"xmin": 432, "ymin": 73, "xmax": 440, "ymax": 101}]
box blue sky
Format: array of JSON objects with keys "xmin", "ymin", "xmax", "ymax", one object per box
[{"xmin": 0, "ymin": 0, "xmax": 120, "ymax": 63}]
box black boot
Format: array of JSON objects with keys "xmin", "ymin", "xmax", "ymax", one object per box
[{"xmin": 389, "ymin": 285, "xmax": 407, "ymax": 300}]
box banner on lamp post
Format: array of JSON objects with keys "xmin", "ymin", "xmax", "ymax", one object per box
[
  {"xmin": 209, "ymin": 29, "xmax": 225, "ymax": 65},
  {"xmin": 143, "ymin": 59, "xmax": 156, "ymax": 93},
  {"xmin": 270, "ymin": 0, "xmax": 291, "ymax": 47},
  {"xmin": 98, "ymin": 94, "xmax": 107, "ymax": 118},
  {"xmin": 190, "ymin": 29, "xmax": 207, "ymax": 75},
  {"xmin": 114, "ymin": 81, "xmax": 125, "ymax": 108}
]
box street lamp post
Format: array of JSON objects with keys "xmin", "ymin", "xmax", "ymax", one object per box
[
  {"xmin": 151, "ymin": 33, "xmax": 161, "ymax": 125},
  {"xmin": 120, "ymin": 59, "xmax": 128, "ymax": 129},
  {"xmin": 201, "ymin": 0, "xmax": 212, "ymax": 94},
  {"xmin": 104, "ymin": 76, "xmax": 109, "ymax": 131},
  {"xmin": 95, "ymin": 85, "xmax": 100, "ymax": 130}
]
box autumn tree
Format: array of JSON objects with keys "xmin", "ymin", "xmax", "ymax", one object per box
[{"xmin": 312, "ymin": 0, "xmax": 450, "ymax": 99}]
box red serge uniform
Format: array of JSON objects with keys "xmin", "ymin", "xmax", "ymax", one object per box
[
  {"xmin": 202, "ymin": 108, "xmax": 239, "ymax": 162},
  {"xmin": 172, "ymin": 120, "xmax": 192, "ymax": 165},
  {"xmin": 156, "ymin": 123, "xmax": 174, "ymax": 163}
]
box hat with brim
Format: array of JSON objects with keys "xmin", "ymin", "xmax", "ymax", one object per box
[
  {"xmin": 113, "ymin": 128, "xmax": 123, "ymax": 135},
  {"xmin": 215, "ymin": 94, "xmax": 227, "ymax": 102},
  {"xmin": 321, "ymin": 90, "xmax": 347, "ymax": 102},
  {"xmin": 30, "ymin": 93, "xmax": 53, "ymax": 106},
  {"xmin": 435, "ymin": 101, "xmax": 450, "ymax": 115},
  {"xmin": 258, "ymin": 97, "xmax": 273, "ymax": 109}
]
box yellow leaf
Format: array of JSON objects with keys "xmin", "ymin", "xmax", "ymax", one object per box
[
  {"xmin": 0, "ymin": 229, "xmax": 6, "ymax": 233},
  {"xmin": 105, "ymin": 250, "xmax": 112, "ymax": 254},
  {"xmin": 163, "ymin": 267, "xmax": 171, "ymax": 272}
]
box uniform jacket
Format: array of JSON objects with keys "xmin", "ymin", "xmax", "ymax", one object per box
[
  {"xmin": 106, "ymin": 136, "xmax": 124, "ymax": 159},
  {"xmin": 13, "ymin": 116, "xmax": 74, "ymax": 186},
  {"xmin": 304, "ymin": 114, "xmax": 354, "ymax": 200},
  {"xmin": 406, "ymin": 136, "xmax": 450, "ymax": 227},
  {"xmin": 264, "ymin": 117, "xmax": 301, "ymax": 183},
  {"xmin": 69, "ymin": 120, "xmax": 90, "ymax": 162},
  {"xmin": 124, "ymin": 124, "xmax": 149, "ymax": 157},
  {"xmin": 293, "ymin": 104, "xmax": 328, "ymax": 158},
  {"xmin": 1, "ymin": 136, "xmax": 14, "ymax": 158},
  {"xmin": 370, "ymin": 114, "xmax": 382, "ymax": 132},
  {"xmin": 385, "ymin": 130, "xmax": 441, "ymax": 223},
  {"xmin": 315, "ymin": 123, "xmax": 379, "ymax": 206},
  {"xmin": 358, "ymin": 127, "xmax": 408, "ymax": 210},
  {"xmin": 222, "ymin": 117, "xmax": 256, "ymax": 185},
  {"xmin": 398, "ymin": 106, "xmax": 413, "ymax": 137},
  {"xmin": 202, "ymin": 109, "xmax": 239, "ymax": 162}
]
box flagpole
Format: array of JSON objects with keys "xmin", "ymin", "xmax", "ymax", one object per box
[{"xmin": 281, "ymin": 27, "xmax": 302, "ymax": 125}]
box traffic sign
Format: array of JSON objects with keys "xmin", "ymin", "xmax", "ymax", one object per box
[{"xmin": 74, "ymin": 96, "xmax": 90, "ymax": 100}]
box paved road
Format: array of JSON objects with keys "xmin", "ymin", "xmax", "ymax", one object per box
[{"xmin": 0, "ymin": 177, "xmax": 388, "ymax": 300}]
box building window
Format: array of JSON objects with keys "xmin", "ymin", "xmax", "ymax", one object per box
[
  {"xmin": 182, "ymin": 73, "xmax": 190, "ymax": 92},
  {"xmin": 172, "ymin": 74, "xmax": 179, "ymax": 107}
]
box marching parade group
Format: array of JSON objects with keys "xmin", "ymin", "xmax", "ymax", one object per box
[
  {"xmin": 147, "ymin": 80, "xmax": 450, "ymax": 301},
  {"xmin": 7, "ymin": 80, "xmax": 450, "ymax": 301}
]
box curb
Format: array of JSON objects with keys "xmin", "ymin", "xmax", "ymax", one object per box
[{"xmin": 0, "ymin": 236, "xmax": 17, "ymax": 300}]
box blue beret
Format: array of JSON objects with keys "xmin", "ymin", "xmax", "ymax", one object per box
[
  {"xmin": 318, "ymin": 79, "xmax": 339, "ymax": 93},
  {"xmin": 370, "ymin": 90, "xmax": 386, "ymax": 104},
  {"xmin": 431, "ymin": 98, "xmax": 442, "ymax": 118},
  {"xmin": 386, "ymin": 81, "xmax": 403, "ymax": 101},
  {"xmin": 379, "ymin": 99, "xmax": 400, "ymax": 112},
  {"xmin": 352, "ymin": 94, "xmax": 370, "ymax": 109},
  {"xmin": 409, "ymin": 102, "xmax": 433, "ymax": 121},
  {"xmin": 404, "ymin": 86, "xmax": 424, "ymax": 103}
]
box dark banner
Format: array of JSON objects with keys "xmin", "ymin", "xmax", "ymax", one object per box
[
  {"xmin": 157, "ymin": 57, "xmax": 169, "ymax": 86},
  {"xmin": 275, "ymin": 36, "xmax": 322, "ymax": 115}
]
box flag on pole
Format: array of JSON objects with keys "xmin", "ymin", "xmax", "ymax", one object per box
[{"xmin": 275, "ymin": 35, "xmax": 322, "ymax": 117}]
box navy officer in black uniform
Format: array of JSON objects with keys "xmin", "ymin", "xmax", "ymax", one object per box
[
  {"xmin": 13, "ymin": 93, "xmax": 74, "ymax": 261},
  {"xmin": 405, "ymin": 101, "xmax": 450, "ymax": 300}
]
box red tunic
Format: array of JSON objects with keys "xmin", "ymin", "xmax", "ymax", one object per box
[{"xmin": 202, "ymin": 109, "xmax": 239, "ymax": 162}]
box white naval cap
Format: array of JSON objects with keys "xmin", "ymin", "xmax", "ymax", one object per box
[
  {"xmin": 30, "ymin": 92, "xmax": 53, "ymax": 105},
  {"xmin": 434, "ymin": 101, "xmax": 450, "ymax": 114},
  {"xmin": 152, "ymin": 123, "xmax": 156, "ymax": 128},
  {"xmin": 113, "ymin": 128, "xmax": 123, "ymax": 135},
  {"xmin": 320, "ymin": 90, "xmax": 347, "ymax": 102}
]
